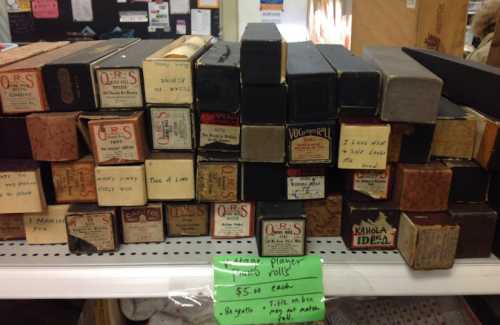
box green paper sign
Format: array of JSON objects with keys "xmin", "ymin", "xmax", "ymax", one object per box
[{"xmin": 213, "ymin": 255, "xmax": 325, "ymax": 325}]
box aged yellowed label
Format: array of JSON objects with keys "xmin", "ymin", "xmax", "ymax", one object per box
[
  {"xmin": 24, "ymin": 205, "xmax": 69, "ymax": 244},
  {"xmin": 66, "ymin": 213, "xmax": 115, "ymax": 251},
  {"xmin": 291, "ymin": 136, "xmax": 330, "ymax": 162},
  {"xmin": 122, "ymin": 206, "xmax": 164, "ymax": 243},
  {"xmin": 0, "ymin": 214, "xmax": 25, "ymax": 240},
  {"xmin": 0, "ymin": 171, "xmax": 45, "ymax": 214},
  {"xmin": 353, "ymin": 168, "xmax": 390, "ymax": 199},
  {"xmin": 352, "ymin": 212, "xmax": 396, "ymax": 249},
  {"xmin": 91, "ymin": 122, "xmax": 139, "ymax": 163},
  {"xmin": 212, "ymin": 203, "xmax": 253, "ymax": 238},
  {"xmin": 261, "ymin": 219, "xmax": 305, "ymax": 256},
  {"xmin": 95, "ymin": 166, "xmax": 147, "ymax": 206},
  {"xmin": 167, "ymin": 204, "xmax": 209, "ymax": 236},
  {"xmin": 97, "ymin": 68, "xmax": 143, "ymax": 108},
  {"xmin": 200, "ymin": 124, "xmax": 240, "ymax": 147},
  {"xmin": 151, "ymin": 108, "xmax": 192, "ymax": 150},
  {"xmin": 145, "ymin": 158, "xmax": 195, "ymax": 200},
  {"xmin": 338, "ymin": 124, "xmax": 390, "ymax": 169},
  {"xmin": 52, "ymin": 160, "xmax": 97, "ymax": 203},
  {"xmin": 143, "ymin": 61, "xmax": 192, "ymax": 104},
  {"xmin": 0, "ymin": 70, "xmax": 45, "ymax": 113},
  {"xmin": 197, "ymin": 163, "xmax": 238, "ymax": 202},
  {"xmin": 287, "ymin": 176, "xmax": 325, "ymax": 200}
]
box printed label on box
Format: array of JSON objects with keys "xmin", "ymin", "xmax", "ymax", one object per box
[
  {"xmin": 0, "ymin": 71, "xmax": 44, "ymax": 113},
  {"xmin": 353, "ymin": 169, "xmax": 390, "ymax": 200},
  {"xmin": 212, "ymin": 203, "xmax": 253, "ymax": 238},
  {"xmin": 352, "ymin": 212, "xmax": 397, "ymax": 249},
  {"xmin": 197, "ymin": 164, "xmax": 238, "ymax": 202},
  {"xmin": 122, "ymin": 206, "xmax": 164, "ymax": 243},
  {"xmin": 97, "ymin": 69, "xmax": 143, "ymax": 108},
  {"xmin": 287, "ymin": 176, "xmax": 325, "ymax": 200},
  {"xmin": 91, "ymin": 122, "xmax": 139, "ymax": 163},
  {"xmin": 151, "ymin": 108, "xmax": 192, "ymax": 150},
  {"xmin": 67, "ymin": 213, "xmax": 115, "ymax": 251},
  {"xmin": 289, "ymin": 127, "xmax": 332, "ymax": 163},
  {"xmin": 52, "ymin": 162, "xmax": 96, "ymax": 203},
  {"xmin": 261, "ymin": 219, "xmax": 305, "ymax": 256},
  {"xmin": 167, "ymin": 204, "xmax": 208, "ymax": 236},
  {"xmin": 200, "ymin": 124, "xmax": 240, "ymax": 147}
]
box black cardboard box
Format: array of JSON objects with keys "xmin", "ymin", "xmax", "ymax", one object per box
[
  {"xmin": 255, "ymin": 201, "xmax": 306, "ymax": 257},
  {"xmin": 95, "ymin": 40, "xmax": 172, "ymax": 109},
  {"xmin": 196, "ymin": 41, "xmax": 240, "ymax": 112},
  {"xmin": 444, "ymin": 160, "xmax": 488, "ymax": 203},
  {"xmin": 286, "ymin": 122, "xmax": 334, "ymax": 165},
  {"xmin": 317, "ymin": 44, "xmax": 380, "ymax": 116},
  {"xmin": 43, "ymin": 38, "xmax": 139, "ymax": 111},
  {"xmin": 388, "ymin": 123, "xmax": 435, "ymax": 163},
  {"xmin": 240, "ymin": 85, "xmax": 287, "ymax": 124},
  {"xmin": 287, "ymin": 41, "xmax": 336, "ymax": 122},
  {"xmin": 240, "ymin": 23, "xmax": 286, "ymax": 85},
  {"xmin": 241, "ymin": 163, "xmax": 286, "ymax": 201},
  {"xmin": 241, "ymin": 125, "xmax": 285, "ymax": 162}
]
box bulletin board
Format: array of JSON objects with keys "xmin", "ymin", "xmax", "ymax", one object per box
[{"xmin": 6, "ymin": 0, "xmax": 220, "ymax": 42}]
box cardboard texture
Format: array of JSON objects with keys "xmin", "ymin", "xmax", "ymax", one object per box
[
  {"xmin": 150, "ymin": 107, "xmax": 194, "ymax": 150},
  {"xmin": 145, "ymin": 153, "xmax": 195, "ymax": 201},
  {"xmin": 0, "ymin": 116, "xmax": 33, "ymax": 159},
  {"xmin": 345, "ymin": 165, "xmax": 392, "ymax": 201},
  {"xmin": 196, "ymin": 41, "xmax": 240, "ymax": 112},
  {"xmin": 121, "ymin": 204, "xmax": 165, "ymax": 243},
  {"xmin": 431, "ymin": 98, "xmax": 476, "ymax": 159},
  {"xmin": 211, "ymin": 202, "xmax": 254, "ymax": 239},
  {"xmin": 24, "ymin": 204, "xmax": 69, "ymax": 244},
  {"xmin": 240, "ymin": 23, "xmax": 287, "ymax": 85},
  {"xmin": 166, "ymin": 203, "xmax": 209, "ymax": 237},
  {"xmin": 352, "ymin": 0, "xmax": 468, "ymax": 57},
  {"xmin": 388, "ymin": 123, "xmax": 435, "ymax": 163},
  {"xmin": 398, "ymin": 212, "xmax": 459, "ymax": 270},
  {"xmin": 66, "ymin": 204, "xmax": 119, "ymax": 253},
  {"xmin": 449, "ymin": 204, "xmax": 498, "ymax": 258},
  {"xmin": 95, "ymin": 165, "xmax": 147, "ymax": 206},
  {"xmin": 286, "ymin": 167, "xmax": 326, "ymax": 201},
  {"xmin": 240, "ymin": 85, "xmax": 287, "ymax": 124},
  {"xmin": 403, "ymin": 47, "xmax": 500, "ymax": 120},
  {"xmin": 255, "ymin": 201, "xmax": 306, "ymax": 257},
  {"xmin": 26, "ymin": 112, "xmax": 81, "ymax": 162},
  {"xmin": 363, "ymin": 47, "xmax": 443, "ymax": 124},
  {"xmin": 394, "ymin": 162, "xmax": 452, "ymax": 212},
  {"xmin": 287, "ymin": 41, "xmax": 336, "ymax": 122},
  {"xmin": 143, "ymin": 35, "xmax": 212, "ymax": 104},
  {"xmin": 0, "ymin": 41, "xmax": 69, "ymax": 68},
  {"xmin": 196, "ymin": 159, "xmax": 238, "ymax": 202},
  {"xmin": 0, "ymin": 214, "xmax": 26, "ymax": 240},
  {"xmin": 0, "ymin": 160, "xmax": 47, "ymax": 214},
  {"xmin": 43, "ymin": 39, "xmax": 139, "ymax": 111},
  {"xmin": 0, "ymin": 41, "xmax": 99, "ymax": 114},
  {"xmin": 241, "ymin": 125, "xmax": 285, "ymax": 163},
  {"xmin": 475, "ymin": 114, "xmax": 500, "ymax": 171},
  {"xmin": 444, "ymin": 160, "xmax": 488, "ymax": 203},
  {"xmin": 86, "ymin": 111, "xmax": 149, "ymax": 165},
  {"xmin": 304, "ymin": 194, "xmax": 342, "ymax": 237},
  {"xmin": 95, "ymin": 40, "xmax": 172, "ymax": 109},
  {"xmin": 287, "ymin": 122, "xmax": 334, "ymax": 165},
  {"xmin": 317, "ymin": 44, "xmax": 380, "ymax": 116},
  {"xmin": 199, "ymin": 112, "xmax": 240, "ymax": 152},
  {"xmin": 338, "ymin": 121, "xmax": 390, "ymax": 170},
  {"xmin": 241, "ymin": 163, "xmax": 286, "ymax": 201},
  {"xmin": 342, "ymin": 200, "xmax": 400, "ymax": 250},
  {"xmin": 51, "ymin": 156, "xmax": 97, "ymax": 204}
]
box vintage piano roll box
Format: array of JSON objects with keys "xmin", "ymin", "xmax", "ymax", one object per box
[
  {"xmin": 387, "ymin": 123, "xmax": 435, "ymax": 163},
  {"xmin": 211, "ymin": 202, "xmax": 255, "ymax": 239},
  {"xmin": 345, "ymin": 165, "xmax": 393, "ymax": 202},
  {"xmin": 150, "ymin": 106, "xmax": 194, "ymax": 151},
  {"xmin": 304, "ymin": 194, "xmax": 342, "ymax": 237},
  {"xmin": 95, "ymin": 165, "xmax": 148, "ymax": 207},
  {"xmin": 166, "ymin": 203, "xmax": 209, "ymax": 237},
  {"xmin": 286, "ymin": 122, "xmax": 335, "ymax": 165},
  {"xmin": 0, "ymin": 116, "xmax": 32, "ymax": 159},
  {"xmin": 0, "ymin": 41, "xmax": 69, "ymax": 68},
  {"xmin": 0, "ymin": 214, "xmax": 25, "ymax": 241},
  {"xmin": 286, "ymin": 167, "xmax": 326, "ymax": 201},
  {"xmin": 199, "ymin": 112, "xmax": 240, "ymax": 152},
  {"xmin": 196, "ymin": 153, "xmax": 239, "ymax": 202},
  {"xmin": 444, "ymin": 160, "xmax": 488, "ymax": 203},
  {"xmin": 51, "ymin": 156, "xmax": 97, "ymax": 204},
  {"xmin": 240, "ymin": 85, "xmax": 287, "ymax": 124},
  {"xmin": 241, "ymin": 125, "xmax": 285, "ymax": 163},
  {"xmin": 241, "ymin": 163, "xmax": 286, "ymax": 201},
  {"xmin": 121, "ymin": 204, "xmax": 165, "ymax": 244},
  {"xmin": 24, "ymin": 204, "xmax": 69, "ymax": 244}
]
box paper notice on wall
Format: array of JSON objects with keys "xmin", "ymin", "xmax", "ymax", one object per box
[
  {"xmin": 148, "ymin": 1, "xmax": 171, "ymax": 32},
  {"xmin": 260, "ymin": 0, "xmax": 284, "ymax": 11},
  {"xmin": 119, "ymin": 11, "xmax": 148, "ymax": 23},
  {"xmin": 191, "ymin": 9, "xmax": 211, "ymax": 36},
  {"xmin": 407, "ymin": 0, "xmax": 417, "ymax": 9},
  {"xmin": 170, "ymin": 0, "xmax": 190, "ymax": 14},
  {"xmin": 261, "ymin": 10, "xmax": 282, "ymax": 24},
  {"xmin": 71, "ymin": 0, "xmax": 93, "ymax": 22},
  {"xmin": 176, "ymin": 19, "xmax": 187, "ymax": 35},
  {"xmin": 6, "ymin": 0, "xmax": 31, "ymax": 13},
  {"xmin": 197, "ymin": 0, "xmax": 219, "ymax": 9},
  {"xmin": 32, "ymin": 0, "xmax": 59, "ymax": 19}
]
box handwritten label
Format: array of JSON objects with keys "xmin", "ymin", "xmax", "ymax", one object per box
[
  {"xmin": 352, "ymin": 212, "xmax": 397, "ymax": 249},
  {"xmin": 338, "ymin": 124, "xmax": 390, "ymax": 170},
  {"xmin": 151, "ymin": 108, "xmax": 192, "ymax": 150},
  {"xmin": 144, "ymin": 61, "xmax": 193, "ymax": 104},
  {"xmin": 24, "ymin": 205, "xmax": 69, "ymax": 244},
  {"xmin": 0, "ymin": 171, "xmax": 44, "ymax": 214},
  {"xmin": 213, "ymin": 256, "xmax": 324, "ymax": 325},
  {"xmin": 287, "ymin": 176, "xmax": 325, "ymax": 200},
  {"xmin": 146, "ymin": 158, "xmax": 195, "ymax": 200},
  {"xmin": 95, "ymin": 166, "xmax": 147, "ymax": 206},
  {"xmin": 97, "ymin": 69, "xmax": 143, "ymax": 108}
]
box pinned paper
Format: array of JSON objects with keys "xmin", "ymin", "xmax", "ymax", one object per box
[
  {"xmin": 148, "ymin": 1, "xmax": 171, "ymax": 32},
  {"xmin": 197, "ymin": 0, "xmax": 219, "ymax": 9},
  {"xmin": 170, "ymin": 0, "xmax": 190, "ymax": 14},
  {"xmin": 6, "ymin": 0, "xmax": 31, "ymax": 13},
  {"xmin": 191, "ymin": 9, "xmax": 211, "ymax": 36},
  {"xmin": 213, "ymin": 256, "xmax": 325, "ymax": 325},
  {"xmin": 260, "ymin": 0, "xmax": 284, "ymax": 11},
  {"xmin": 119, "ymin": 11, "xmax": 148, "ymax": 23},
  {"xmin": 176, "ymin": 19, "xmax": 187, "ymax": 35},
  {"xmin": 71, "ymin": 0, "xmax": 93, "ymax": 22},
  {"xmin": 32, "ymin": 0, "xmax": 59, "ymax": 19}
]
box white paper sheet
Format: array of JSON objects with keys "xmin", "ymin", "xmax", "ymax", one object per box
[
  {"xmin": 191, "ymin": 9, "xmax": 211, "ymax": 36},
  {"xmin": 176, "ymin": 19, "xmax": 187, "ymax": 35},
  {"xmin": 170, "ymin": 0, "xmax": 190, "ymax": 14},
  {"xmin": 197, "ymin": 0, "xmax": 219, "ymax": 9},
  {"xmin": 119, "ymin": 11, "xmax": 148, "ymax": 23},
  {"xmin": 148, "ymin": 1, "xmax": 171, "ymax": 32},
  {"xmin": 71, "ymin": 0, "xmax": 93, "ymax": 22}
]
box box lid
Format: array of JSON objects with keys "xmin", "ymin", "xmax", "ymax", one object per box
[
  {"xmin": 145, "ymin": 35, "xmax": 212, "ymax": 61},
  {"xmin": 438, "ymin": 97, "xmax": 468, "ymax": 120},
  {"xmin": 405, "ymin": 212, "xmax": 456, "ymax": 226},
  {"xmin": 448, "ymin": 203, "xmax": 497, "ymax": 217},
  {"xmin": 317, "ymin": 44, "xmax": 380, "ymax": 74},
  {"xmin": 256, "ymin": 201, "xmax": 305, "ymax": 218},
  {"xmin": 241, "ymin": 23, "xmax": 282, "ymax": 42},
  {"xmin": 0, "ymin": 41, "xmax": 69, "ymax": 68},
  {"xmin": 197, "ymin": 41, "xmax": 240, "ymax": 68},
  {"xmin": 287, "ymin": 41, "xmax": 335, "ymax": 76}
]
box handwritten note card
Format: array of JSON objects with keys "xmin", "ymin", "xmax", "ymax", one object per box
[
  {"xmin": 213, "ymin": 256, "xmax": 325, "ymax": 325},
  {"xmin": 338, "ymin": 123, "xmax": 390, "ymax": 170}
]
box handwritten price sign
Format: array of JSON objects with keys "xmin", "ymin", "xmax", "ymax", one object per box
[{"xmin": 213, "ymin": 256, "xmax": 325, "ymax": 325}]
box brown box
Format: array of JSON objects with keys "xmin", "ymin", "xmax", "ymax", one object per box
[
  {"xmin": 196, "ymin": 156, "xmax": 239, "ymax": 202},
  {"xmin": 24, "ymin": 204, "xmax": 69, "ymax": 244},
  {"xmin": 475, "ymin": 114, "xmax": 500, "ymax": 171},
  {"xmin": 51, "ymin": 156, "xmax": 97, "ymax": 203},
  {"xmin": 398, "ymin": 212, "xmax": 459, "ymax": 270},
  {"xmin": 121, "ymin": 204, "xmax": 165, "ymax": 243},
  {"xmin": 143, "ymin": 35, "xmax": 212, "ymax": 104},
  {"xmin": 304, "ymin": 194, "xmax": 342, "ymax": 237},
  {"xmin": 66, "ymin": 204, "xmax": 119, "ymax": 253},
  {"xmin": 0, "ymin": 41, "xmax": 99, "ymax": 114},
  {"xmin": 241, "ymin": 125, "xmax": 285, "ymax": 163},
  {"xmin": 166, "ymin": 203, "xmax": 209, "ymax": 237},
  {"xmin": 0, "ymin": 41, "xmax": 69, "ymax": 68},
  {"xmin": 145, "ymin": 153, "xmax": 195, "ymax": 201},
  {"xmin": 84, "ymin": 111, "xmax": 148, "ymax": 165},
  {"xmin": 338, "ymin": 121, "xmax": 390, "ymax": 170},
  {"xmin": 0, "ymin": 160, "xmax": 47, "ymax": 214},
  {"xmin": 211, "ymin": 202, "xmax": 255, "ymax": 239},
  {"xmin": 0, "ymin": 214, "xmax": 25, "ymax": 240},
  {"xmin": 26, "ymin": 112, "xmax": 81, "ymax": 161},
  {"xmin": 394, "ymin": 162, "xmax": 452, "ymax": 212},
  {"xmin": 345, "ymin": 165, "xmax": 392, "ymax": 201},
  {"xmin": 95, "ymin": 165, "xmax": 147, "ymax": 207}
]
